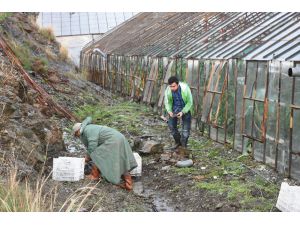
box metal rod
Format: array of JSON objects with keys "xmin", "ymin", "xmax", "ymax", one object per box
[
  {"xmin": 241, "ymin": 61, "xmax": 249, "ymax": 153},
  {"xmin": 275, "ymin": 61, "xmax": 282, "ymax": 171},
  {"xmin": 262, "ymin": 62, "xmax": 270, "ymax": 163},
  {"xmin": 288, "ymin": 76, "xmax": 296, "ymax": 177},
  {"xmin": 250, "ymin": 62, "xmax": 259, "ymax": 159}
]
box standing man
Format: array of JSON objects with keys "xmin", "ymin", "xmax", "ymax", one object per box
[{"xmin": 164, "ymin": 76, "xmax": 193, "ymax": 149}]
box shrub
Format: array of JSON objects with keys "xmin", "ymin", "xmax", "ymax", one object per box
[
  {"xmin": 39, "ymin": 27, "xmax": 55, "ymax": 42},
  {"xmin": 59, "ymin": 45, "xmax": 69, "ymax": 62}
]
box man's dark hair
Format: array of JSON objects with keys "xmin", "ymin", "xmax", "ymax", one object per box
[{"xmin": 168, "ymin": 76, "xmax": 179, "ymax": 85}]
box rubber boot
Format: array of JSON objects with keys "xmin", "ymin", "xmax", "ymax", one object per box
[
  {"xmin": 171, "ymin": 135, "xmax": 182, "ymax": 150},
  {"xmin": 123, "ymin": 174, "xmax": 133, "ymax": 191},
  {"xmin": 118, "ymin": 174, "xmax": 133, "ymax": 191},
  {"xmin": 86, "ymin": 164, "xmax": 101, "ymax": 181}
]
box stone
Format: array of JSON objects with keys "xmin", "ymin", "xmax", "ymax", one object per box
[
  {"xmin": 216, "ymin": 203, "xmax": 223, "ymax": 209},
  {"xmin": 133, "ymin": 181, "xmax": 144, "ymax": 196},
  {"xmin": 176, "ymin": 159, "xmax": 193, "ymax": 168},
  {"xmin": 139, "ymin": 140, "xmax": 164, "ymax": 154},
  {"xmin": 161, "ymin": 165, "xmax": 171, "ymax": 171},
  {"xmin": 160, "ymin": 153, "xmax": 171, "ymax": 161}
]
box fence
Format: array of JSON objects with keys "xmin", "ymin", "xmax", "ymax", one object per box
[{"xmin": 81, "ymin": 52, "xmax": 300, "ymax": 180}]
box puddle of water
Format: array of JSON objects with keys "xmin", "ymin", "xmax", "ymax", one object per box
[
  {"xmin": 133, "ymin": 179, "xmax": 174, "ymax": 212},
  {"xmin": 152, "ymin": 194, "xmax": 174, "ymax": 212}
]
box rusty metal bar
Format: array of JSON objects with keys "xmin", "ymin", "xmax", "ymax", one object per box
[
  {"xmin": 242, "ymin": 134, "xmax": 264, "ymax": 143},
  {"xmin": 250, "ymin": 62, "xmax": 259, "ymax": 158},
  {"xmin": 288, "ymin": 76, "xmax": 296, "ymax": 177},
  {"xmin": 232, "ymin": 60, "xmax": 238, "ymax": 148},
  {"xmin": 262, "ymin": 62, "xmax": 270, "ymax": 163}
]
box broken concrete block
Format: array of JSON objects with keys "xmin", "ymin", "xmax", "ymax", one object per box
[
  {"xmin": 276, "ymin": 182, "xmax": 300, "ymax": 212},
  {"xmin": 139, "ymin": 140, "xmax": 163, "ymax": 154},
  {"xmin": 176, "ymin": 159, "xmax": 193, "ymax": 168}
]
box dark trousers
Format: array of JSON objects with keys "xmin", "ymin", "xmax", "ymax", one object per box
[{"xmin": 168, "ymin": 112, "xmax": 191, "ymax": 147}]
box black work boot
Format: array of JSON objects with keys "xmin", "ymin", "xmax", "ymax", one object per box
[{"xmin": 171, "ymin": 135, "xmax": 182, "ymax": 150}]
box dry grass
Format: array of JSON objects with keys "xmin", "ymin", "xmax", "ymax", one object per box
[
  {"xmin": 28, "ymin": 14, "xmax": 39, "ymax": 31},
  {"xmin": 31, "ymin": 57, "xmax": 49, "ymax": 75},
  {"xmin": 59, "ymin": 45, "xmax": 69, "ymax": 62},
  {"xmin": 64, "ymin": 71, "xmax": 86, "ymax": 81},
  {"xmin": 45, "ymin": 47, "xmax": 57, "ymax": 61},
  {"xmin": 39, "ymin": 27, "xmax": 55, "ymax": 42},
  {"xmin": 0, "ymin": 165, "xmax": 103, "ymax": 212},
  {"xmin": 0, "ymin": 168, "xmax": 56, "ymax": 211}
]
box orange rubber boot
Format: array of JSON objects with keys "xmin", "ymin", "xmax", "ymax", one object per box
[
  {"xmin": 123, "ymin": 174, "xmax": 133, "ymax": 191},
  {"xmin": 86, "ymin": 165, "xmax": 101, "ymax": 181}
]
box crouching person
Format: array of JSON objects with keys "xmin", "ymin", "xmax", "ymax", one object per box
[{"xmin": 73, "ymin": 117, "xmax": 137, "ymax": 191}]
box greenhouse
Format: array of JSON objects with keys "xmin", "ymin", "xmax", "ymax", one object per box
[{"xmin": 80, "ymin": 12, "xmax": 300, "ymax": 180}]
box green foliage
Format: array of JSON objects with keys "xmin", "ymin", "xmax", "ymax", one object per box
[
  {"xmin": 10, "ymin": 42, "xmax": 33, "ymax": 70},
  {"xmin": 0, "ymin": 13, "xmax": 12, "ymax": 22},
  {"xmin": 75, "ymin": 101, "xmax": 150, "ymax": 136},
  {"xmin": 173, "ymin": 167, "xmax": 198, "ymax": 175}
]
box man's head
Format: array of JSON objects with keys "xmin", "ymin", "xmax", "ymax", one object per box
[
  {"xmin": 72, "ymin": 123, "xmax": 82, "ymax": 137},
  {"xmin": 168, "ymin": 76, "xmax": 179, "ymax": 92}
]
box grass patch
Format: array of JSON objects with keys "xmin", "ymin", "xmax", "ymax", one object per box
[
  {"xmin": 9, "ymin": 41, "xmax": 33, "ymax": 70},
  {"xmin": 75, "ymin": 101, "xmax": 149, "ymax": 136},
  {"xmin": 207, "ymin": 147, "xmax": 222, "ymax": 158},
  {"xmin": 189, "ymin": 138, "xmax": 213, "ymax": 150},
  {"xmin": 173, "ymin": 167, "xmax": 199, "ymax": 175},
  {"xmin": 195, "ymin": 177, "xmax": 278, "ymax": 211},
  {"xmin": 0, "ymin": 13, "xmax": 12, "ymax": 22},
  {"xmin": 195, "ymin": 180, "xmax": 227, "ymax": 195},
  {"xmin": 227, "ymin": 180, "xmax": 250, "ymax": 200}
]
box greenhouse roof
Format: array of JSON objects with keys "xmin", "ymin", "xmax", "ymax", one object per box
[
  {"xmin": 37, "ymin": 12, "xmax": 137, "ymax": 37},
  {"xmin": 82, "ymin": 12, "xmax": 300, "ymax": 61}
]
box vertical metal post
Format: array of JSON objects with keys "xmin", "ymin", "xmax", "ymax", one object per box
[
  {"xmin": 241, "ymin": 61, "xmax": 249, "ymax": 154},
  {"xmin": 288, "ymin": 76, "xmax": 296, "ymax": 177},
  {"xmin": 263, "ymin": 62, "xmax": 270, "ymax": 163},
  {"xmin": 233, "ymin": 59, "xmax": 238, "ymax": 150},
  {"xmin": 275, "ymin": 62, "xmax": 282, "ymax": 171},
  {"xmin": 250, "ymin": 62, "xmax": 259, "ymax": 159}
]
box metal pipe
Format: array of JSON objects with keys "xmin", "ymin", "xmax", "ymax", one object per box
[{"xmin": 288, "ymin": 65, "xmax": 300, "ymax": 77}]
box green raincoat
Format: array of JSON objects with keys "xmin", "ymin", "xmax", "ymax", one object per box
[{"xmin": 79, "ymin": 117, "xmax": 137, "ymax": 184}]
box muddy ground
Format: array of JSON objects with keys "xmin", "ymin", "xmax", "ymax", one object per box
[{"xmin": 54, "ymin": 99, "xmax": 299, "ymax": 212}]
